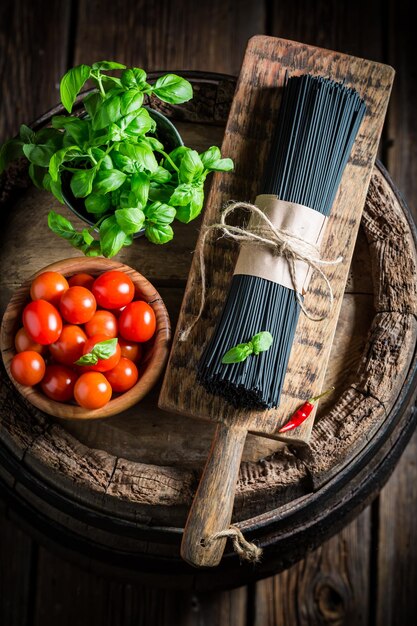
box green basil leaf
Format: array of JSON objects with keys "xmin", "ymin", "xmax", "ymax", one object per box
[
  {"xmin": 120, "ymin": 89, "xmax": 144, "ymax": 115},
  {"xmin": 148, "ymin": 187, "xmax": 172, "ymax": 203},
  {"xmin": 70, "ymin": 168, "xmax": 96, "ymax": 197},
  {"xmin": 85, "ymin": 241, "xmax": 102, "ymax": 257},
  {"xmin": 175, "ymin": 187, "xmax": 204, "ymax": 223},
  {"xmin": 151, "ymin": 166, "xmax": 171, "ymax": 184},
  {"xmin": 164, "ymin": 146, "xmax": 189, "ymax": 171},
  {"xmin": 75, "ymin": 352, "xmax": 98, "ymax": 366},
  {"xmin": 221, "ymin": 343, "xmax": 253, "ymax": 364},
  {"xmin": 130, "ymin": 172, "xmax": 150, "ymax": 208},
  {"xmin": 49, "ymin": 146, "xmax": 82, "ymax": 181},
  {"xmin": 121, "ymin": 68, "xmax": 147, "ymax": 89},
  {"xmin": 28, "ymin": 164, "xmax": 48, "ymax": 190},
  {"xmin": 93, "ymin": 169, "xmax": 126, "ymax": 194},
  {"xmin": 50, "ymin": 178, "xmax": 65, "ymax": 203},
  {"xmin": 99, "ymin": 215, "xmax": 128, "ymax": 257},
  {"xmin": 93, "ymin": 94, "xmax": 122, "ymax": 130},
  {"xmin": 20, "ymin": 124, "xmax": 35, "ymax": 143},
  {"xmin": 51, "ymin": 116, "xmax": 89, "ymax": 146},
  {"xmin": 82, "ymin": 228, "xmax": 94, "ymax": 245},
  {"xmin": 0, "ymin": 139, "xmax": 24, "ymax": 172},
  {"xmin": 152, "ymin": 74, "xmax": 193, "ymax": 104},
  {"xmin": 200, "ymin": 146, "xmax": 234, "ymax": 171},
  {"xmin": 169, "ymin": 183, "xmax": 193, "ymax": 207},
  {"xmin": 145, "ymin": 201, "xmax": 176, "ymax": 224},
  {"xmin": 85, "ymin": 193, "xmax": 111, "ymax": 215},
  {"xmin": 83, "ymin": 92, "xmax": 101, "ymax": 118},
  {"xmin": 124, "ymin": 108, "xmax": 155, "ymax": 136},
  {"xmin": 120, "ymin": 142, "xmax": 158, "ymax": 173},
  {"xmin": 179, "ymin": 149, "xmax": 204, "ymax": 183},
  {"xmin": 48, "ymin": 211, "xmax": 86, "ymax": 249},
  {"xmin": 115, "ymin": 207, "xmax": 145, "ymax": 235},
  {"xmin": 251, "ymin": 332, "xmax": 274, "ymax": 355},
  {"xmin": 144, "ymin": 136, "xmax": 164, "ymax": 151},
  {"xmin": 60, "ymin": 64, "xmax": 91, "ymax": 113},
  {"xmin": 145, "ymin": 222, "xmax": 173, "ymax": 245},
  {"xmin": 92, "ymin": 337, "xmax": 118, "ymax": 359},
  {"xmin": 112, "ymin": 151, "xmax": 135, "ymax": 173},
  {"xmin": 91, "ymin": 61, "xmax": 126, "ymax": 71},
  {"xmin": 22, "ymin": 143, "xmax": 54, "ymax": 167}
]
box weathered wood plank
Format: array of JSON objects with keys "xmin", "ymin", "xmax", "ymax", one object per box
[
  {"xmin": 0, "ymin": 0, "xmax": 71, "ymax": 142},
  {"xmin": 33, "ymin": 545, "xmax": 247, "ymax": 626},
  {"xmin": 254, "ymin": 508, "xmax": 371, "ymax": 626},
  {"xmin": 375, "ymin": 0, "xmax": 417, "ymax": 622},
  {"xmin": 74, "ymin": 0, "xmax": 265, "ymax": 75},
  {"xmin": 0, "ymin": 510, "xmax": 35, "ymax": 626}
]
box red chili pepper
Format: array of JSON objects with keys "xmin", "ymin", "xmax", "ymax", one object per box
[{"xmin": 278, "ymin": 387, "xmax": 335, "ymax": 433}]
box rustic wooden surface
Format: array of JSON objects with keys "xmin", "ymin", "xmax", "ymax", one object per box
[
  {"xmin": 0, "ymin": 0, "xmax": 416, "ymax": 624},
  {"xmin": 159, "ymin": 35, "xmax": 394, "ymax": 442}
]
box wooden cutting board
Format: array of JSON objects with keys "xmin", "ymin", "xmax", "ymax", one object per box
[{"xmin": 158, "ymin": 35, "xmax": 395, "ymax": 567}]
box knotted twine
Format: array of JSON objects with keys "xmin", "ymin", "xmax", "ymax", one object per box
[
  {"xmin": 202, "ymin": 525, "xmax": 262, "ymax": 562},
  {"xmin": 179, "ymin": 200, "xmax": 343, "ymax": 342}
]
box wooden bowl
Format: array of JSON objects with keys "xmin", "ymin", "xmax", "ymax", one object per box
[{"xmin": 0, "ymin": 257, "xmax": 171, "ymax": 420}]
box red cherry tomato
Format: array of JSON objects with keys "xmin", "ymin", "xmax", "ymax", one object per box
[
  {"xmin": 118, "ymin": 338, "xmax": 142, "ymax": 363},
  {"xmin": 105, "ymin": 357, "xmax": 138, "ymax": 393},
  {"xmin": 49, "ymin": 325, "xmax": 87, "ymax": 366},
  {"xmin": 30, "ymin": 271, "xmax": 69, "ymax": 307},
  {"xmin": 40, "ymin": 365, "xmax": 77, "ymax": 402},
  {"xmin": 10, "ymin": 351, "xmax": 46, "ymax": 386},
  {"xmin": 14, "ymin": 327, "xmax": 46, "ymax": 355},
  {"xmin": 68, "ymin": 273, "xmax": 95, "ymax": 290},
  {"xmin": 74, "ymin": 372, "xmax": 112, "ymax": 409},
  {"xmin": 23, "ymin": 300, "xmax": 63, "ymax": 345},
  {"xmin": 59, "ymin": 286, "xmax": 96, "ymax": 324},
  {"xmin": 92, "ymin": 271, "xmax": 135, "ymax": 309},
  {"xmin": 119, "ymin": 301, "xmax": 156, "ymax": 342},
  {"xmin": 79, "ymin": 334, "xmax": 121, "ymax": 372},
  {"xmin": 84, "ymin": 310, "xmax": 118, "ymax": 338}
]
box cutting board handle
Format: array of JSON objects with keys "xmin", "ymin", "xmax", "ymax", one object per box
[{"xmin": 181, "ymin": 421, "xmax": 247, "ymax": 567}]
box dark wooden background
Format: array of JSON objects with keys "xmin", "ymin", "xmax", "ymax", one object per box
[{"xmin": 0, "ymin": 0, "xmax": 416, "ymax": 624}]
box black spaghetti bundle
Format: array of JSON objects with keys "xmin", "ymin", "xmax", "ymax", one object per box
[{"xmin": 197, "ymin": 75, "xmax": 366, "ymax": 409}]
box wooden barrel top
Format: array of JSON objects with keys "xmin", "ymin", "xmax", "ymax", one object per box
[{"xmin": 1, "ymin": 73, "xmax": 417, "ymax": 589}]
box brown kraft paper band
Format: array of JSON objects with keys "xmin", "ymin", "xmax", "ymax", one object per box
[{"xmin": 233, "ymin": 194, "xmax": 328, "ymax": 293}]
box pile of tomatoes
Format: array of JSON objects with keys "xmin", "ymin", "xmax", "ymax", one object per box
[{"xmin": 10, "ymin": 269, "xmax": 156, "ymax": 410}]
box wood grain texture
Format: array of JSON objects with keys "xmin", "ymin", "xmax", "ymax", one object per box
[
  {"xmin": 375, "ymin": 1, "xmax": 417, "ymax": 622},
  {"xmin": 159, "ymin": 36, "xmax": 395, "ymax": 445},
  {"xmin": 0, "ymin": 257, "xmax": 171, "ymax": 420},
  {"xmin": 33, "ymin": 542, "xmax": 247, "ymax": 625},
  {"xmin": 0, "ymin": 0, "xmax": 71, "ymax": 143},
  {"xmin": 181, "ymin": 422, "xmax": 248, "ymax": 566},
  {"xmin": 74, "ymin": 0, "xmax": 265, "ymax": 75},
  {"xmin": 254, "ymin": 508, "xmax": 371, "ymax": 626},
  {"xmin": 0, "ymin": 512, "xmax": 35, "ymax": 626}
]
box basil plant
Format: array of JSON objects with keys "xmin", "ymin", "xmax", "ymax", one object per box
[{"xmin": 0, "ymin": 61, "xmax": 233, "ymax": 257}]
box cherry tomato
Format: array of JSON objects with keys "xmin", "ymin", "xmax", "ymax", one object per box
[
  {"xmin": 40, "ymin": 365, "xmax": 77, "ymax": 402},
  {"xmin": 23, "ymin": 299, "xmax": 63, "ymax": 345},
  {"xmin": 74, "ymin": 372, "xmax": 112, "ymax": 409},
  {"xmin": 92, "ymin": 271, "xmax": 135, "ymax": 309},
  {"xmin": 14, "ymin": 327, "xmax": 46, "ymax": 355},
  {"xmin": 49, "ymin": 325, "xmax": 87, "ymax": 366},
  {"xmin": 30, "ymin": 271, "xmax": 69, "ymax": 307},
  {"xmin": 59, "ymin": 286, "xmax": 96, "ymax": 324},
  {"xmin": 105, "ymin": 357, "xmax": 138, "ymax": 393},
  {"xmin": 68, "ymin": 273, "xmax": 95, "ymax": 290},
  {"xmin": 118, "ymin": 338, "xmax": 142, "ymax": 363},
  {"xmin": 10, "ymin": 351, "xmax": 46, "ymax": 386},
  {"xmin": 80, "ymin": 334, "xmax": 121, "ymax": 372},
  {"xmin": 119, "ymin": 301, "xmax": 156, "ymax": 342},
  {"xmin": 84, "ymin": 310, "xmax": 118, "ymax": 338}
]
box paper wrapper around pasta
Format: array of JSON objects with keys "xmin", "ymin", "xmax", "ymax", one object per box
[{"xmin": 233, "ymin": 195, "xmax": 328, "ymax": 293}]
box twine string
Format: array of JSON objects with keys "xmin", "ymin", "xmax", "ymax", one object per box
[
  {"xmin": 178, "ymin": 201, "xmax": 343, "ymax": 342},
  {"xmin": 203, "ymin": 525, "xmax": 262, "ymax": 562}
]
